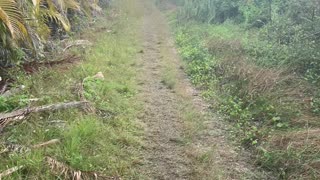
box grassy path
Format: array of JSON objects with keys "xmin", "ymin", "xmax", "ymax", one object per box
[
  {"xmin": 1, "ymin": 0, "xmax": 271, "ymax": 179},
  {"xmin": 134, "ymin": 0, "xmax": 270, "ymax": 179}
]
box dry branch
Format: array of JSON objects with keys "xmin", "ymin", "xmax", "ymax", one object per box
[
  {"xmin": 63, "ymin": 40, "xmax": 92, "ymax": 52},
  {"xmin": 0, "ymin": 82, "xmax": 8, "ymax": 95},
  {"xmin": 46, "ymin": 157, "xmax": 120, "ymax": 180},
  {"xmin": 1, "ymin": 85, "xmax": 25, "ymax": 98},
  {"xmin": 32, "ymin": 139, "xmax": 60, "ymax": 149},
  {"xmin": 0, "ymin": 140, "xmax": 59, "ymax": 179},
  {"xmin": 0, "ymin": 166, "xmax": 24, "ymax": 179},
  {"xmin": 0, "ymin": 101, "xmax": 88, "ymax": 121},
  {"xmin": 0, "ymin": 101, "xmax": 89, "ymax": 131},
  {"xmin": 0, "ymin": 139, "xmax": 60, "ymax": 155}
]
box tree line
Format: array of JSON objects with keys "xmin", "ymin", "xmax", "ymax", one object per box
[{"xmin": 178, "ymin": 0, "xmax": 320, "ymax": 85}]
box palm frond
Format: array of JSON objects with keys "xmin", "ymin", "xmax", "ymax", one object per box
[{"xmin": 0, "ymin": 0, "xmax": 28, "ymax": 39}]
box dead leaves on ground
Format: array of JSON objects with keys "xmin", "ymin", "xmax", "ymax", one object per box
[
  {"xmin": 46, "ymin": 157, "xmax": 121, "ymax": 180},
  {"xmin": 0, "ymin": 157, "xmax": 120, "ymax": 180},
  {"xmin": 0, "ymin": 139, "xmax": 120, "ymax": 180}
]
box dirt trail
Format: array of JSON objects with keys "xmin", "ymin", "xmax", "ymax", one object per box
[{"xmin": 136, "ymin": 1, "xmax": 271, "ymax": 179}]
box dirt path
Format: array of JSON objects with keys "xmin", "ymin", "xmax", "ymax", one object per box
[{"xmin": 135, "ymin": 1, "xmax": 271, "ymax": 179}]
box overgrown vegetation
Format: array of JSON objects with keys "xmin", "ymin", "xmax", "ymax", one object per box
[
  {"xmin": 0, "ymin": 0, "xmax": 111, "ymax": 67},
  {"xmin": 178, "ymin": 0, "xmax": 320, "ymax": 83},
  {"xmin": 160, "ymin": 0, "xmax": 320, "ymax": 179},
  {"xmin": 0, "ymin": 0, "xmax": 144, "ymax": 178}
]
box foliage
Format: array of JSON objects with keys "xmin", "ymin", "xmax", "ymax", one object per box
[
  {"xmin": 0, "ymin": 0, "xmax": 105, "ymax": 66},
  {"xmin": 176, "ymin": 0, "xmax": 320, "ymax": 85},
  {"xmin": 0, "ymin": 95, "xmax": 29, "ymax": 112},
  {"xmin": 172, "ymin": 20, "xmax": 314, "ymax": 177},
  {"xmin": 177, "ymin": 0, "xmax": 241, "ymax": 24},
  {"xmin": 168, "ymin": 0, "xmax": 320, "ymax": 178}
]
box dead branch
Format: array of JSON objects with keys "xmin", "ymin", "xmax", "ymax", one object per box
[
  {"xmin": 46, "ymin": 157, "xmax": 120, "ymax": 180},
  {"xmin": 0, "ymin": 166, "xmax": 24, "ymax": 179},
  {"xmin": 0, "ymin": 101, "xmax": 89, "ymax": 131},
  {"xmin": 77, "ymin": 81, "xmax": 86, "ymax": 101},
  {"xmin": 63, "ymin": 40, "xmax": 92, "ymax": 52},
  {"xmin": 32, "ymin": 139, "xmax": 60, "ymax": 149},
  {"xmin": 0, "ymin": 101, "xmax": 88, "ymax": 121},
  {"xmin": 0, "ymin": 143, "xmax": 30, "ymax": 155},
  {"xmin": 1, "ymin": 85, "xmax": 25, "ymax": 98},
  {"xmin": 0, "ymin": 82, "xmax": 8, "ymax": 95},
  {"xmin": 0, "ymin": 139, "xmax": 60, "ymax": 155}
]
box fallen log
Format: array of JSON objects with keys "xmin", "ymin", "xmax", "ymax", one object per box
[
  {"xmin": 0, "ymin": 101, "xmax": 89, "ymax": 131},
  {"xmin": 22, "ymin": 54, "xmax": 81, "ymax": 74},
  {"xmin": 0, "ymin": 101, "xmax": 88, "ymax": 121}
]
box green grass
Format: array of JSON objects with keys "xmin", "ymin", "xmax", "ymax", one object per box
[
  {"xmin": 161, "ymin": 71, "xmax": 177, "ymax": 90},
  {"xmin": 0, "ymin": 0, "xmax": 144, "ymax": 179},
  {"xmin": 169, "ymin": 10, "xmax": 320, "ymax": 179},
  {"xmin": 160, "ymin": 52, "xmax": 178, "ymax": 90}
]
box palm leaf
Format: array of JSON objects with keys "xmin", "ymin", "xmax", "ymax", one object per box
[{"xmin": 0, "ymin": 0, "xmax": 28, "ymax": 40}]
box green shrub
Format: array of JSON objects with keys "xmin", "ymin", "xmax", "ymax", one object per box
[{"xmin": 0, "ymin": 95, "xmax": 29, "ymax": 113}]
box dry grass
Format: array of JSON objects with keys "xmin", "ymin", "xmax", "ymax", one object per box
[
  {"xmin": 207, "ymin": 37, "xmax": 243, "ymax": 55},
  {"xmin": 269, "ymin": 129, "xmax": 320, "ymax": 150},
  {"xmin": 217, "ymin": 55, "xmax": 296, "ymax": 95},
  {"xmin": 46, "ymin": 157, "xmax": 120, "ymax": 180}
]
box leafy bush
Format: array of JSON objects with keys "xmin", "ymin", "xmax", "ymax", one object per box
[{"xmin": 0, "ymin": 95, "xmax": 29, "ymax": 113}]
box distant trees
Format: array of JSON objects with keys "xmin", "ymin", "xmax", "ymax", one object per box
[
  {"xmin": 178, "ymin": 0, "xmax": 240, "ymax": 23},
  {"xmin": 177, "ymin": 0, "xmax": 320, "ymax": 84},
  {"xmin": 178, "ymin": 0, "xmax": 320, "ymax": 28}
]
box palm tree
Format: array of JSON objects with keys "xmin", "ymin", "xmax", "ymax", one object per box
[
  {"xmin": 0, "ymin": 0, "xmax": 29, "ymax": 41},
  {"xmin": 0, "ymin": 0, "xmax": 30, "ymax": 65},
  {"xmin": 0, "ymin": 0, "xmax": 102, "ymax": 65}
]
